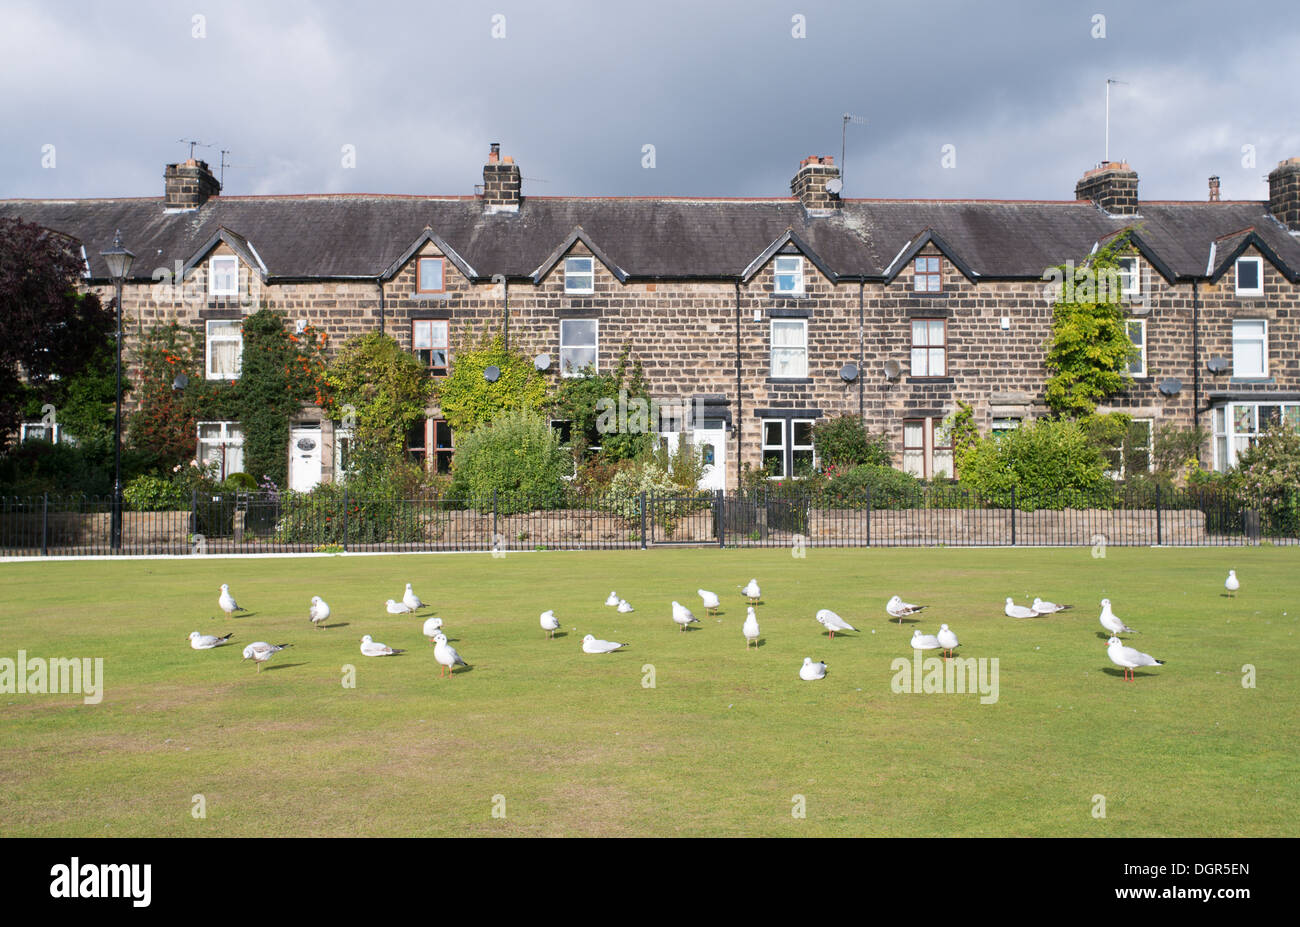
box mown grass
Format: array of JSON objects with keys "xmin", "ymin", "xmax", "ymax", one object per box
[{"xmin": 0, "ymin": 545, "xmax": 1296, "ymax": 836}]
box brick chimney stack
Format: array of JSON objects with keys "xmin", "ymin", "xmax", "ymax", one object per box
[
  {"xmin": 164, "ymin": 158, "xmax": 221, "ymax": 209},
  {"xmin": 1268, "ymin": 157, "xmax": 1300, "ymax": 230},
  {"xmin": 1208, "ymin": 175, "xmax": 1221, "ymax": 202},
  {"xmin": 791, "ymin": 155, "xmax": 841, "ymax": 212},
  {"xmin": 482, "ymin": 143, "xmax": 521, "ymax": 212},
  {"xmin": 1075, "ymin": 161, "xmax": 1140, "ymax": 215}
]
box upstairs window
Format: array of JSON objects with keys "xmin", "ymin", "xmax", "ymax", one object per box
[
  {"xmin": 560, "ymin": 319, "xmax": 598, "ymax": 376},
  {"xmin": 1126, "ymin": 318, "xmax": 1147, "ymax": 377},
  {"xmin": 1232, "ymin": 319, "xmax": 1267, "ymax": 378},
  {"xmin": 564, "ymin": 256, "xmax": 594, "ymax": 294},
  {"xmin": 774, "ymin": 256, "xmax": 805, "ymax": 296},
  {"xmin": 205, "ymin": 319, "xmax": 243, "ymax": 380},
  {"xmin": 1235, "ymin": 256, "xmax": 1263, "ymax": 297},
  {"xmin": 910, "ymin": 319, "xmax": 946, "ymax": 377},
  {"xmin": 1116, "ymin": 257, "xmax": 1139, "ymax": 299},
  {"xmin": 417, "ymin": 257, "xmax": 445, "ymax": 294},
  {"xmin": 913, "ymin": 256, "xmax": 942, "ymax": 293},
  {"xmin": 209, "ymin": 255, "xmax": 238, "ymax": 297},
  {"xmin": 770, "ymin": 319, "xmax": 808, "ymax": 378},
  {"xmin": 412, "ymin": 319, "xmax": 449, "ymax": 376}
]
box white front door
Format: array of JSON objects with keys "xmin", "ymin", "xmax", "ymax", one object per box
[
  {"xmin": 693, "ymin": 422, "xmax": 727, "ymax": 491},
  {"xmin": 289, "ymin": 423, "xmax": 323, "ymax": 493}
]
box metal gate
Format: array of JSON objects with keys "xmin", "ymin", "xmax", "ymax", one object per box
[{"xmin": 647, "ymin": 491, "xmax": 719, "ymax": 545}]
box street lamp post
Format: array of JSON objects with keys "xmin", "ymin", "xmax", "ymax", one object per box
[{"xmin": 101, "ymin": 230, "xmax": 134, "ymax": 551}]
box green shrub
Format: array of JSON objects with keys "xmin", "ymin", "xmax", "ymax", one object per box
[
  {"xmin": 0, "ymin": 440, "xmax": 115, "ymax": 496},
  {"xmin": 812, "ymin": 415, "xmax": 891, "ymax": 468},
  {"xmin": 220, "ymin": 472, "xmax": 259, "ymax": 492},
  {"xmin": 957, "ymin": 418, "xmax": 1111, "ymax": 509},
  {"xmin": 446, "ymin": 409, "xmax": 569, "ymax": 513},
  {"xmin": 123, "ymin": 474, "xmax": 188, "ymax": 511},
  {"xmin": 820, "ymin": 463, "xmax": 926, "ymax": 509},
  {"xmin": 274, "ymin": 483, "xmax": 424, "ymax": 545}
]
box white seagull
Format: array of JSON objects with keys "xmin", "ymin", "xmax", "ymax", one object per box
[
  {"xmin": 218, "ymin": 584, "xmax": 245, "ymax": 619},
  {"xmin": 799, "ymin": 657, "xmax": 827, "ymax": 681},
  {"xmin": 1106, "ymin": 636, "xmax": 1164, "ymax": 681},
  {"xmin": 540, "ymin": 609, "xmax": 560, "ymax": 639},
  {"xmin": 886, "ymin": 595, "xmax": 926, "ymax": 623},
  {"xmin": 432, "ymin": 633, "xmax": 467, "ymax": 678},
  {"xmin": 672, "ymin": 600, "xmax": 700, "ymax": 632},
  {"xmin": 582, "ymin": 634, "xmax": 627, "ymax": 654},
  {"xmin": 189, "ymin": 630, "xmax": 233, "ymax": 650},
  {"xmin": 309, "ymin": 596, "xmax": 331, "ymax": 630},
  {"xmin": 1099, "ymin": 599, "xmax": 1136, "ymax": 636},
  {"xmin": 743, "ymin": 607, "xmax": 760, "ymax": 649},
  {"xmin": 1032, "ymin": 597, "xmax": 1072, "ymax": 615},
  {"xmin": 936, "ymin": 624, "xmax": 960, "ymax": 659},
  {"xmin": 403, "ymin": 583, "xmax": 424, "ymax": 612},
  {"xmin": 740, "ymin": 579, "xmax": 761, "ymax": 604},
  {"xmin": 617, "ymin": 599, "xmax": 635, "ymax": 613},
  {"xmin": 605, "ymin": 591, "xmax": 620, "ymax": 607},
  {"xmin": 386, "ymin": 599, "xmax": 414, "ymax": 615},
  {"xmin": 1225, "ymin": 570, "xmax": 1239, "ymax": 597},
  {"xmin": 911, "ymin": 628, "xmax": 942, "ymax": 651},
  {"xmin": 698, "ymin": 589, "xmax": 720, "ymax": 615},
  {"xmin": 422, "ymin": 616, "xmax": 444, "ymax": 642},
  {"xmin": 816, "ymin": 608, "xmax": 857, "ymax": 639},
  {"xmin": 241, "ymin": 641, "xmax": 289, "ymax": 672},
  {"xmin": 360, "ymin": 634, "xmax": 404, "ymax": 657},
  {"xmin": 1005, "ymin": 597, "xmax": 1039, "ymax": 619}
]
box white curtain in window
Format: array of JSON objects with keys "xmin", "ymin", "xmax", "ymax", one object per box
[{"xmin": 771, "ymin": 321, "xmax": 807, "ymax": 377}]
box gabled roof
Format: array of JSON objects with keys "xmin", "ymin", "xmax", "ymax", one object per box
[
  {"xmin": 882, "ymin": 228, "xmax": 978, "ymax": 284},
  {"xmin": 1205, "ymin": 227, "xmax": 1300, "ymax": 284},
  {"xmin": 528, "ymin": 226, "xmax": 628, "ymax": 283},
  {"xmin": 381, "ymin": 227, "xmax": 478, "ymax": 281},
  {"xmin": 1093, "ymin": 227, "xmax": 1178, "ymax": 284},
  {"xmin": 183, "ymin": 227, "xmax": 268, "ymax": 281},
  {"xmin": 740, "ymin": 229, "xmax": 839, "ymax": 283}
]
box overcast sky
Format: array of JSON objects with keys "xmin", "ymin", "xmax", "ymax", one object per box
[{"xmin": 2, "ymin": 0, "xmax": 1298, "ymax": 203}]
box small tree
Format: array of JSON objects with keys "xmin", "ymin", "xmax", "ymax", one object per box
[
  {"xmin": 551, "ymin": 346, "xmax": 653, "ymax": 463},
  {"xmin": 433, "ymin": 330, "xmax": 548, "ymax": 433},
  {"xmin": 811, "ymin": 414, "xmax": 891, "ymax": 469},
  {"xmin": 446, "ymin": 408, "xmax": 570, "ymax": 511},
  {"xmin": 957, "ymin": 417, "xmax": 1111, "ymax": 509},
  {"xmin": 1043, "ymin": 237, "xmax": 1139, "ymax": 418}
]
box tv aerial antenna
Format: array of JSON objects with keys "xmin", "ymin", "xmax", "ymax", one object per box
[{"xmin": 834, "ymin": 113, "xmax": 868, "ymax": 195}]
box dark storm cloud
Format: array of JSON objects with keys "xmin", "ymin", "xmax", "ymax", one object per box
[{"xmin": 2, "ymin": 0, "xmax": 1297, "ymax": 203}]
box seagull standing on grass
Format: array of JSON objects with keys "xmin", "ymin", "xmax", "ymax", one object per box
[
  {"xmin": 743, "ymin": 607, "xmax": 760, "ymax": 649},
  {"xmin": 1032, "ymin": 597, "xmax": 1072, "ymax": 615},
  {"xmin": 799, "ymin": 658, "xmax": 827, "ymax": 680},
  {"xmin": 605, "ymin": 591, "xmax": 620, "ymax": 607},
  {"xmin": 361, "ymin": 634, "xmax": 404, "ymax": 656},
  {"xmin": 1225, "ymin": 571, "xmax": 1239, "ymax": 597},
  {"xmin": 219, "ymin": 584, "xmax": 245, "ymax": 619},
  {"xmin": 433, "ymin": 633, "xmax": 467, "ymax": 677},
  {"xmin": 540, "ymin": 610, "xmax": 560, "ymax": 639},
  {"xmin": 189, "ymin": 631, "xmax": 233, "ymax": 650},
  {"xmin": 1005, "ymin": 598, "xmax": 1039, "ymax": 619},
  {"xmin": 741, "ymin": 579, "xmax": 761, "ymax": 604},
  {"xmin": 886, "ymin": 595, "xmax": 926, "ymax": 624},
  {"xmin": 241, "ymin": 641, "xmax": 289, "ymax": 672},
  {"xmin": 582, "ymin": 634, "xmax": 627, "ymax": 654},
  {"xmin": 422, "ymin": 616, "xmax": 444, "ymax": 642},
  {"xmin": 936, "ymin": 624, "xmax": 960, "ymax": 659},
  {"xmin": 672, "ymin": 601, "xmax": 700, "ymax": 632},
  {"xmin": 403, "ymin": 584, "xmax": 424, "ymax": 612},
  {"xmin": 698, "ymin": 589, "xmax": 720, "ymax": 616},
  {"xmin": 911, "ymin": 629, "xmax": 942, "ymax": 651},
  {"xmin": 310, "ymin": 596, "xmax": 330, "ymax": 630},
  {"xmin": 617, "ymin": 599, "xmax": 635, "ymax": 613},
  {"xmin": 816, "ymin": 609, "xmax": 857, "ymax": 639},
  {"xmin": 386, "ymin": 599, "xmax": 414, "ymax": 615},
  {"xmin": 1106, "ymin": 636, "xmax": 1164, "ymax": 681},
  {"xmin": 1099, "ymin": 599, "xmax": 1136, "ymax": 636}
]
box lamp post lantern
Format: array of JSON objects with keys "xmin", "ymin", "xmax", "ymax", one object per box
[{"xmin": 101, "ymin": 230, "xmax": 134, "ymax": 551}]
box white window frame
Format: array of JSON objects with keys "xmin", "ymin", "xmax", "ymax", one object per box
[
  {"xmin": 1126, "ymin": 318, "xmax": 1147, "ymax": 378},
  {"xmin": 1235, "ymin": 256, "xmax": 1264, "ymax": 297},
  {"xmin": 790, "ymin": 418, "xmax": 816, "ymax": 478},
  {"xmin": 564, "ymin": 256, "xmax": 595, "ymax": 295},
  {"xmin": 1213, "ymin": 402, "xmax": 1300, "ymax": 470},
  {"xmin": 333, "ymin": 423, "xmax": 354, "ymax": 483},
  {"xmin": 1116, "ymin": 256, "xmax": 1140, "ymax": 299},
  {"xmin": 1232, "ymin": 319, "xmax": 1268, "ymax": 378},
  {"xmin": 559, "ymin": 318, "xmax": 599, "ymax": 377},
  {"xmin": 761, "ymin": 419, "xmax": 786, "ymax": 478},
  {"xmin": 19, "ymin": 422, "xmax": 63, "ymax": 444},
  {"xmin": 197, "ymin": 421, "xmax": 244, "ymax": 481},
  {"xmin": 1104, "ymin": 418, "xmax": 1153, "ymax": 479},
  {"xmin": 769, "ymin": 318, "xmax": 808, "ymax": 379},
  {"xmin": 208, "ymin": 255, "xmax": 239, "ymax": 297},
  {"xmin": 774, "ymin": 256, "xmax": 805, "ymax": 296},
  {"xmin": 205, "ymin": 319, "xmax": 244, "ymax": 380},
  {"xmin": 991, "ymin": 417, "xmax": 1021, "ymax": 437}
]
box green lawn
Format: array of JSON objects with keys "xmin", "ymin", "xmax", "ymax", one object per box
[{"xmin": 0, "ymin": 546, "xmax": 1296, "ymax": 837}]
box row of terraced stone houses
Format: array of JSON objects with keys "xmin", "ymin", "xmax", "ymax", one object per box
[{"xmin": 4, "ymin": 144, "xmax": 1300, "ymax": 492}]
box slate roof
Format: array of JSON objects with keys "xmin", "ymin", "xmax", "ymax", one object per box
[{"xmin": 2, "ymin": 192, "xmax": 1298, "ymax": 284}]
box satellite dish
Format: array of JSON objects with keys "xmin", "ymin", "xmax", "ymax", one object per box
[
  {"xmin": 883, "ymin": 359, "xmax": 901, "ymax": 380},
  {"xmin": 171, "ymin": 373, "xmax": 189, "ymax": 392},
  {"xmin": 839, "ymin": 362, "xmax": 859, "ymax": 382},
  {"xmin": 826, "ymin": 178, "xmax": 843, "ymax": 195},
  {"xmin": 534, "ymin": 353, "xmax": 551, "ymax": 371},
  {"xmin": 1206, "ymin": 356, "xmax": 1229, "ymax": 375},
  {"xmin": 1158, "ymin": 378, "xmax": 1183, "ymax": 396},
  {"xmin": 483, "ymin": 365, "xmax": 501, "ymax": 383}
]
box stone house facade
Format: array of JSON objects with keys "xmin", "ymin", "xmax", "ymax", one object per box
[{"xmin": 4, "ymin": 146, "xmax": 1299, "ymax": 491}]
